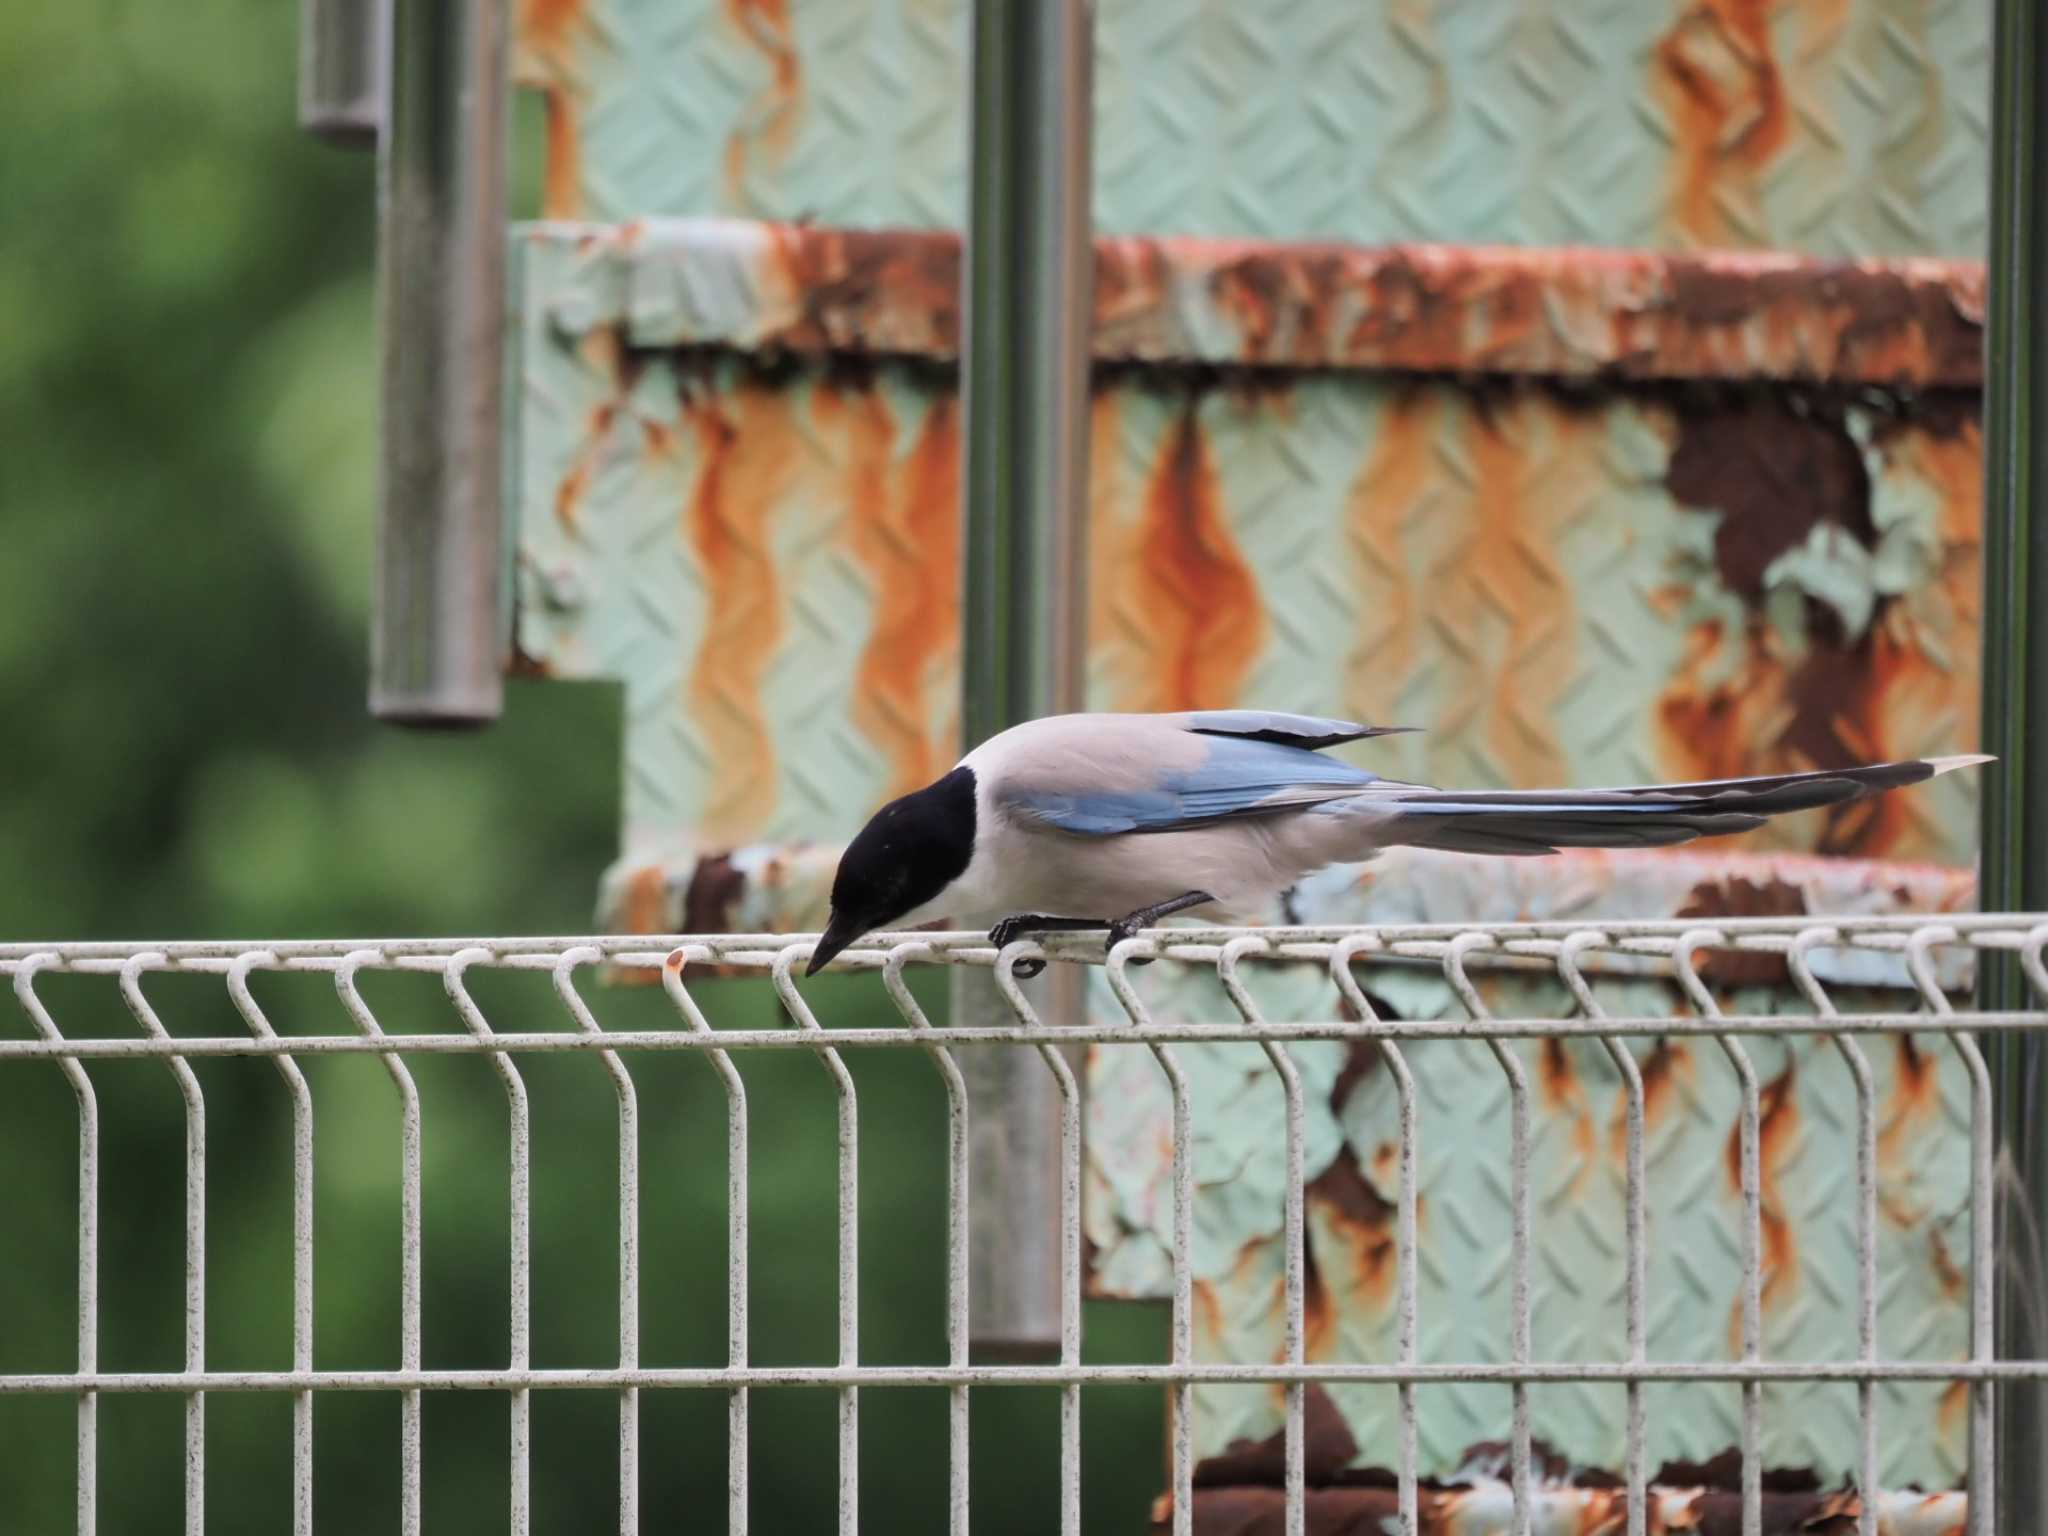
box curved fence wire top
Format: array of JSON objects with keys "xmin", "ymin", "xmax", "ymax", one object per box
[{"xmin": 4, "ymin": 917, "xmax": 2046, "ymax": 1536}]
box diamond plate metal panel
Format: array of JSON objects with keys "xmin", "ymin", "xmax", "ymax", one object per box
[
  {"xmin": 1084, "ymin": 965, "xmax": 1976, "ymax": 1486},
  {"xmin": 517, "ymin": 0, "xmax": 1989, "ymax": 258}
]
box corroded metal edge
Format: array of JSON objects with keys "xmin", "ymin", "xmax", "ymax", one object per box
[
  {"xmin": 522, "ymin": 218, "xmax": 1986, "ymax": 386},
  {"xmin": 596, "ymin": 842, "xmax": 1976, "ymax": 981},
  {"xmin": 1160, "ymin": 1484, "xmax": 1965, "ymax": 1535}
]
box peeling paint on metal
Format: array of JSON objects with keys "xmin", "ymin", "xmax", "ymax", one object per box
[{"xmin": 530, "ymin": 221, "xmax": 1987, "ymax": 387}]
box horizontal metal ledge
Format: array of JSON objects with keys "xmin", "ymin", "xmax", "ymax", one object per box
[
  {"xmin": 525, "ymin": 216, "xmax": 1986, "ymax": 386},
  {"xmin": 4, "ymin": 1014, "xmax": 2046, "ymax": 1061},
  {"xmin": 0, "ymin": 1361, "xmax": 2030, "ymax": 1394}
]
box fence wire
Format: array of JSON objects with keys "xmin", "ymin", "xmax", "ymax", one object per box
[{"xmin": 5, "ymin": 917, "xmax": 2047, "ymax": 1535}]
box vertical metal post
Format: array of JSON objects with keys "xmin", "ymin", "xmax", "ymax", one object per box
[
  {"xmin": 954, "ymin": 0, "xmax": 1094, "ymax": 1354},
  {"xmin": 1984, "ymin": 0, "xmax": 2048, "ymax": 1524},
  {"xmin": 299, "ymin": 0, "xmax": 386, "ymax": 146},
  {"xmin": 372, "ymin": 0, "xmax": 509, "ymax": 725}
]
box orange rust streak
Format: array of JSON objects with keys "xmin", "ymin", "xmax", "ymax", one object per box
[
  {"xmin": 1432, "ymin": 400, "xmax": 1579, "ymax": 788},
  {"xmin": 1344, "ymin": 389, "xmax": 1433, "ymax": 728},
  {"xmin": 618, "ymin": 866, "xmax": 668, "ymax": 935},
  {"xmin": 1877, "ymin": 1033, "xmax": 1939, "ymax": 1182},
  {"xmin": 540, "ymin": 85, "xmax": 581, "ymax": 219},
  {"xmin": 722, "ymin": 0, "xmax": 801, "ymax": 211},
  {"xmin": 1119, "ymin": 404, "xmax": 1264, "ymax": 712},
  {"xmin": 1539, "ymin": 1038, "xmax": 1598, "ymax": 1198},
  {"xmin": 1655, "ymin": 0, "xmax": 1788, "ymax": 247},
  {"xmin": 830, "ymin": 387, "xmax": 963, "ymax": 803},
  {"xmin": 1755, "ymin": 1060, "xmax": 1799, "ymax": 1313},
  {"xmin": 683, "ymin": 380, "xmax": 800, "ymax": 843},
  {"xmin": 1613, "ymin": 1040, "xmax": 1691, "ymax": 1165},
  {"xmin": 554, "ymin": 401, "xmax": 615, "ymax": 533}
]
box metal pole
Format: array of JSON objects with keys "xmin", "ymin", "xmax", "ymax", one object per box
[
  {"xmin": 371, "ymin": 0, "xmax": 509, "ymax": 726},
  {"xmin": 1984, "ymin": 0, "xmax": 2048, "ymax": 1524},
  {"xmin": 954, "ymin": 0, "xmax": 1095, "ymax": 1356},
  {"xmin": 299, "ymin": 0, "xmax": 386, "ymax": 147}
]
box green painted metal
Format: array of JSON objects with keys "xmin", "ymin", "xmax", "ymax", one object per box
[
  {"xmin": 1983, "ymin": 0, "xmax": 2048, "ymax": 1522},
  {"xmin": 518, "ymin": 0, "xmax": 1989, "ymax": 258}
]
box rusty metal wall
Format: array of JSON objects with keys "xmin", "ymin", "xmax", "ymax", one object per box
[
  {"xmin": 514, "ymin": 221, "xmax": 1986, "ymax": 903},
  {"xmin": 505, "ymin": 0, "xmax": 1996, "ymax": 1508},
  {"xmin": 514, "ymin": 0, "xmax": 1989, "ymax": 259}
]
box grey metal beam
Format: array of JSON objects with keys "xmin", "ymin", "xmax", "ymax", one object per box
[
  {"xmin": 299, "ymin": 0, "xmax": 385, "ymax": 147},
  {"xmin": 371, "ymin": 0, "xmax": 509, "ymax": 726},
  {"xmin": 1984, "ymin": 0, "xmax": 2048, "ymax": 1524},
  {"xmin": 954, "ymin": 0, "xmax": 1095, "ymax": 1356}
]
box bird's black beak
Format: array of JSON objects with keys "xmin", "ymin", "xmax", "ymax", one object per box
[{"xmin": 805, "ymin": 914, "xmax": 861, "ymax": 977}]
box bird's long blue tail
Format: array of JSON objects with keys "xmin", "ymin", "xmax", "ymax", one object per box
[{"xmin": 1380, "ymin": 755, "xmax": 1990, "ymax": 857}]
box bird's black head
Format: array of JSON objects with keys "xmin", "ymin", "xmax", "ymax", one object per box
[{"xmin": 807, "ymin": 766, "xmax": 978, "ymax": 975}]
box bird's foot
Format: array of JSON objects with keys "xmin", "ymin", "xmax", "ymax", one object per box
[
  {"xmin": 987, "ymin": 914, "xmax": 1102, "ymax": 978},
  {"xmin": 1103, "ymin": 891, "xmax": 1217, "ymax": 966}
]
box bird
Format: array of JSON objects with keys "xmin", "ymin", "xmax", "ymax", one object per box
[{"xmin": 802, "ymin": 709, "xmax": 1990, "ymax": 975}]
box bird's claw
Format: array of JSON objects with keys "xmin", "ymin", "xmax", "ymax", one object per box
[
  {"xmin": 987, "ymin": 917, "xmax": 1050, "ymax": 978},
  {"xmin": 1105, "ymin": 921, "xmax": 1155, "ymax": 966}
]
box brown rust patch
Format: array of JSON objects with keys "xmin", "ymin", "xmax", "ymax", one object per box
[
  {"xmin": 681, "ymin": 852, "xmax": 745, "ymax": 934},
  {"xmin": 1676, "ymin": 875, "xmax": 1805, "ymax": 985},
  {"xmin": 1191, "ymin": 1384, "xmax": 1359, "ymax": 1488},
  {"xmin": 617, "ymin": 865, "xmax": 671, "ymax": 935},
  {"xmin": 1117, "ymin": 402, "xmax": 1263, "ymax": 711},
  {"xmin": 1304, "ymin": 1144, "xmax": 1399, "ymax": 1321},
  {"xmin": 1665, "ymin": 401, "xmax": 1873, "ymax": 602},
  {"xmin": 1656, "ymin": 402, "xmax": 1949, "ymax": 858},
  {"xmin": 722, "ymin": 0, "xmax": 801, "ymax": 212},
  {"xmin": 820, "ymin": 386, "xmax": 962, "ymax": 802},
  {"xmin": 683, "ymin": 378, "xmax": 803, "ymax": 842},
  {"xmin": 1655, "ymin": 0, "xmax": 1788, "ymax": 247}
]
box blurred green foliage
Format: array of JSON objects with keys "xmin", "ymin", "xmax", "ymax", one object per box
[{"xmin": 0, "ymin": 3, "xmax": 1166, "ymax": 1529}]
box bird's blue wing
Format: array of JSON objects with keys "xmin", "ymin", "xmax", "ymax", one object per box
[{"xmin": 1006, "ymin": 733, "xmax": 1380, "ymax": 836}]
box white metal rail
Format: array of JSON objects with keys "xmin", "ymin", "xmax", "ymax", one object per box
[{"xmin": 4, "ymin": 917, "xmax": 2046, "ymax": 1535}]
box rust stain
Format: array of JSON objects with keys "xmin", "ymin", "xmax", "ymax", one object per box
[
  {"xmin": 1929, "ymin": 1225, "xmax": 1966, "ymax": 1304},
  {"xmin": 1613, "ymin": 1040, "xmax": 1691, "ymax": 1164},
  {"xmin": 1538, "ymin": 1039, "xmax": 1598, "ymax": 1196},
  {"xmin": 1877, "ymin": 1033, "xmax": 1941, "ymax": 1188},
  {"xmin": 1117, "ymin": 402, "xmax": 1264, "ymax": 711},
  {"xmin": 820, "ymin": 386, "xmax": 962, "ymax": 802},
  {"xmin": 683, "ymin": 378, "xmax": 801, "ymax": 842},
  {"xmin": 518, "ymin": 0, "xmax": 586, "ymax": 219},
  {"xmin": 1305, "ymin": 1144, "xmax": 1399, "ymax": 1322},
  {"xmin": 1431, "ymin": 398, "xmax": 1582, "ymax": 788},
  {"xmin": 1656, "ymin": 0, "xmax": 1788, "ymax": 247},
  {"xmin": 554, "ymin": 401, "xmax": 615, "ymax": 533},
  {"xmin": 1655, "ymin": 403, "xmax": 1964, "ymax": 859},
  {"xmin": 1938, "ymin": 1379, "xmax": 1968, "ymax": 1443},
  {"xmin": 618, "ymin": 865, "xmax": 670, "ymax": 935},
  {"xmin": 1344, "ymin": 389, "xmax": 1433, "ymax": 729},
  {"xmin": 1676, "ymin": 875, "xmax": 1804, "ymax": 985},
  {"xmin": 722, "ymin": 0, "xmax": 801, "ymax": 212}
]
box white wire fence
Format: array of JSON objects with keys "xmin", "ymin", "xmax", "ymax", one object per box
[{"xmin": 3, "ymin": 918, "xmax": 2046, "ymax": 1535}]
